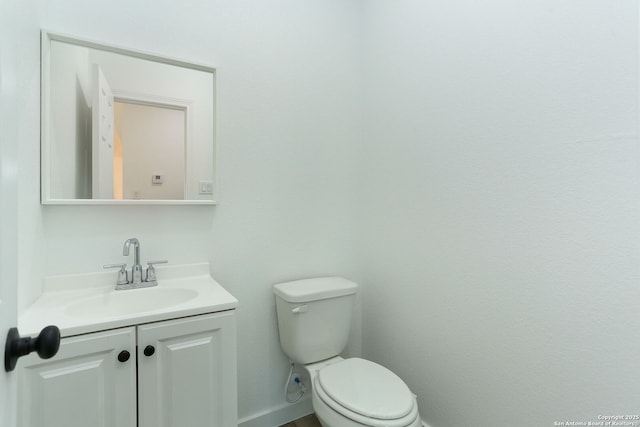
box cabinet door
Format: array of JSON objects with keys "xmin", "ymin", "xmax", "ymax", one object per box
[
  {"xmin": 18, "ymin": 327, "xmax": 136, "ymax": 427},
  {"xmin": 138, "ymin": 311, "xmax": 237, "ymax": 427}
]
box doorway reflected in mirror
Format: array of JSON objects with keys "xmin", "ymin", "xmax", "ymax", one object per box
[{"xmin": 113, "ymin": 101, "xmax": 186, "ymax": 200}]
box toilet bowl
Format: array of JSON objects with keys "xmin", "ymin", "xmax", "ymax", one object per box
[
  {"xmin": 304, "ymin": 357, "xmax": 421, "ymax": 427},
  {"xmin": 273, "ymin": 277, "xmax": 422, "ymax": 427}
]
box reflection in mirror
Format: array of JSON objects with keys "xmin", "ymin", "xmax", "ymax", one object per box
[
  {"xmin": 114, "ymin": 101, "xmax": 186, "ymax": 200},
  {"xmin": 41, "ymin": 31, "xmax": 216, "ymax": 204}
]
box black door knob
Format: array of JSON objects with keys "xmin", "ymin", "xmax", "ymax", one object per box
[
  {"xmin": 4, "ymin": 325, "xmax": 61, "ymax": 372},
  {"xmin": 117, "ymin": 350, "xmax": 130, "ymax": 363},
  {"xmin": 143, "ymin": 345, "xmax": 155, "ymax": 357}
]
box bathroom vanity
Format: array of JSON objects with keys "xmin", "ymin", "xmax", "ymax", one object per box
[{"xmin": 16, "ymin": 263, "xmax": 237, "ymax": 427}]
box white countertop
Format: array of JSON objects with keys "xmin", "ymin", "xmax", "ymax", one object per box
[{"xmin": 19, "ymin": 263, "xmax": 238, "ymax": 337}]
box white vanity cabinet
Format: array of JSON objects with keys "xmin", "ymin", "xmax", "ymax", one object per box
[
  {"xmin": 137, "ymin": 311, "xmax": 237, "ymax": 427},
  {"xmin": 18, "ymin": 327, "xmax": 137, "ymax": 427},
  {"xmin": 18, "ymin": 310, "xmax": 236, "ymax": 427}
]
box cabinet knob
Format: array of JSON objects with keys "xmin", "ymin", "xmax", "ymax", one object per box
[
  {"xmin": 143, "ymin": 345, "xmax": 155, "ymax": 357},
  {"xmin": 4, "ymin": 325, "xmax": 61, "ymax": 372},
  {"xmin": 117, "ymin": 350, "xmax": 130, "ymax": 363}
]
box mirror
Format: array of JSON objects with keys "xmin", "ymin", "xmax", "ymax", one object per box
[{"xmin": 41, "ymin": 31, "xmax": 217, "ymax": 205}]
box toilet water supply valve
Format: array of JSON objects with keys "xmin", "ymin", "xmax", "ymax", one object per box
[{"xmin": 284, "ymin": 362, "xmax": 306, "ymax": 403}]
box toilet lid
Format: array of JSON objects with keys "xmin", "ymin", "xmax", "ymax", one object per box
[{"xmin": 317, "ymin": 358, "xmax": 414, "ymax": 420}]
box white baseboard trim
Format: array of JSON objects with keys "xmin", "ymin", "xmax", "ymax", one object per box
[{"xmin": 238, "ymin": 397, "xmax": 314, "ymax": 427}]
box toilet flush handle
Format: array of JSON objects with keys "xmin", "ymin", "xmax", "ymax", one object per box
[{"xmin": 291, "ymin": 305, "xmax": 308, "ymax": 314}]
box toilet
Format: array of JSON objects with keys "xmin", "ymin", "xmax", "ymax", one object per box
[{"xmin": 273, "ymin": 277, "xmax": 422, "ymax": 427}]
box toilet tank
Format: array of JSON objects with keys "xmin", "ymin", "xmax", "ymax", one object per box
[{"xmin": 273, "ymin": 277, "xmax": 357, "ymax": 364}]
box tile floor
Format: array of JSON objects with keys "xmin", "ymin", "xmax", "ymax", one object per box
[{"xmin": 279, "ymin": 413, "xmax": 322, "ymax": 427}]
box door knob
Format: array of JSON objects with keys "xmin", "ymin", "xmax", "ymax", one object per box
[{"xmin": 4, "ymin": 325, "xmax": 61, "ymax": 372}]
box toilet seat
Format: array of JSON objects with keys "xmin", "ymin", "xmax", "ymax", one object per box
[{"xmin": 314, "ymin": 358, "xmax": 419, "ymax": 427}]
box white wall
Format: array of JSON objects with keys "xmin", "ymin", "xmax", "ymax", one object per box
[
  {"xmin": 360, "ymin": 1, "xmax": 639, "ymax": 426},
  {"xmin": 20, "ymin": 0, "xmax": 362, "ymax": 423}
]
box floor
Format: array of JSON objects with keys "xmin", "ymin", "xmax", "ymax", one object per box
[{"xmin": 279, "ymin": 413, "xmax": 322, "ymax": 427}]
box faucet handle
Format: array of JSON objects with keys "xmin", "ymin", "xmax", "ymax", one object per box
[
  {"xmin": 145, "ymin": 260, "xmax": 168, "ymax": 282},
  {"xmin": 103, "ymin": 263, "xmax": 129, "ymax": 285}
]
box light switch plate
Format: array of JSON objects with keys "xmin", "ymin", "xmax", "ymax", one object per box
[{"xmin": 199, "ymin": 181, "xmax": 213, "ymax": 194}]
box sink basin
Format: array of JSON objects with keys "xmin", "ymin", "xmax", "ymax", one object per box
[
  {"xmin": 65, "ymin": 287, "xmax": 199, "ymax": 318},
  {"xmin": 18, "ymin": 263, "xmax": 239, "ymax": 338}
]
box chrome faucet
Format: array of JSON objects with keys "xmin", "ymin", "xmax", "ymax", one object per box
[
  {"xmin": 123, "ymin": 238, "xmax": 142, "ymax": 284},
  {"xmin": 103, "ymin": 238, "xmax": 168, "ymax": 290}
]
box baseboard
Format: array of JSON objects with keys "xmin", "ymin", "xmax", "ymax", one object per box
[
  {"xmin": 238, "ymin": 399, "xmax": 430, "ymax": 427},
  {"xmin": 238, "ymin": 397, "xmax": 314, "ymax": 427}
]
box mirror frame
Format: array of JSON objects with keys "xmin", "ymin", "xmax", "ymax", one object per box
[{"xmin": 40, "ymin": 31, "xmax": 218, "ymax": 205}]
